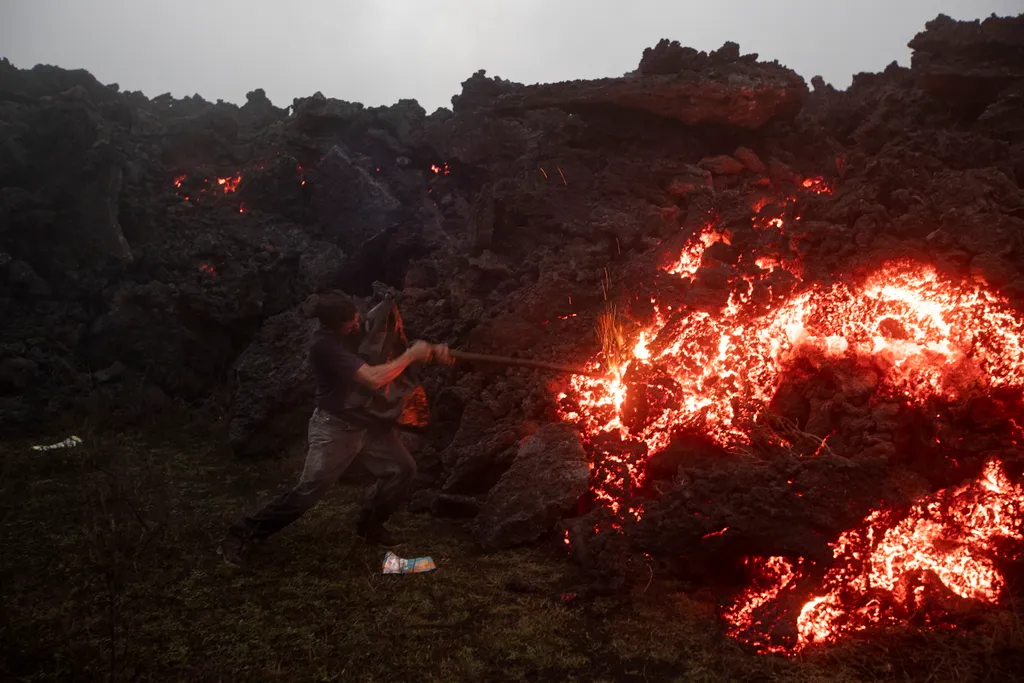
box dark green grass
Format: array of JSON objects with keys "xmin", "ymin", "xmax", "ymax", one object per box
[{"xmin": 1, "ymin": 429, "xmax": 1020, "ymax": 682}]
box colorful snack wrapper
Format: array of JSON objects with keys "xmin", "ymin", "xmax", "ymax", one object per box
[{"xmin": 382, "ymin": 551, "xmax": 436, "ymax": 574}]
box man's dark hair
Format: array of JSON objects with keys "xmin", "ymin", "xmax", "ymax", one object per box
[{"xmin": 300, "ymin": 291, "xmax": 358, "ymax": 330}]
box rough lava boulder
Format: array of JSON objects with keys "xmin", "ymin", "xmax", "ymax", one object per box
[
  {"xmin": 475, "ymin": 40, "xmax": 809, "ymax": 130},
  {"xmin": 312, "ymin": 144, "xmax": 401, "ymax": 252},
  {"xmin": 909, "ymin": 13, "xmax": 1024, "ymax": 111},
  {"xmin": 473, "ymin": 423, "xmax": 590, "ymax": 550},
  {"xmin": 228, "ymin": 309, "xmax": 318, "ymax": 458}
]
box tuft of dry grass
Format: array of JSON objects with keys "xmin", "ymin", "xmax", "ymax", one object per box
[{"xmin": 1, "ymin": 428, "xmax": 1021, "ymax": 682}]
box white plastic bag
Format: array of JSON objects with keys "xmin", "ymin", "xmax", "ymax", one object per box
[{"xmin": 31, "ymin": 435, "xmax": 82, "ymax": 451}]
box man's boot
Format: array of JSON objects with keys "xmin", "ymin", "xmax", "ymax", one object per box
[{"xmin": 356, "ymin": 510, "xmax": 402, "ymax": 547}]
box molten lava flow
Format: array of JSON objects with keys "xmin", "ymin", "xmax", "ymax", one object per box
[
  {"xmin": 801, "ymin": 176, "xmax": 833, "ymax": 194},
  {"xmin": 724, "ymin": 460, "xmax": 1024, "ymax": 654},
  {"xmin": 217, "ymin": 175, "xmax": 242, "ymax": 193},
  {"xmin": 560, "ymin": 173, "xmax": 1024, "ymax": 519},
  {"xmin": 723, "ymin": 556, "xmax": 800, "ymax": 654},
  {"xmin": 563, "ymin": 260, "xmax": 1024, "ymax": 454},
  {"xmin": 173, "ymin": 174, "xmax": 187, "ymax": 188},
  {"xmin": 430, "ymin": 162, "xmax": 451, "ymax": 175},
  {"xmin": 664, "ymin": 225, "xmax": 726, "ymax": 277},
  {"xmin": 557, "ymin": 174, "xmax": 1024, "ymax": 653}
]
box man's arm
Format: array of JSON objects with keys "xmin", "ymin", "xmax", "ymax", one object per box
[{"xmin": 354, "ymin": 341, "xmax": 432, "ymax": 390}]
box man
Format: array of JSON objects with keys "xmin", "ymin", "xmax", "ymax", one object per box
[{"xmin": 219, "ymin": 292, "xmax": 452, "ymax": 566}]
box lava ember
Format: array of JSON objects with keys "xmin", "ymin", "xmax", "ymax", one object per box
[
  {"xmin": 217, "ymin": 174, "xmax": 242, "ymax": 193},
  {"xmin": 801, "ymin": 176, "xmax": 833, "ymax": 194}
]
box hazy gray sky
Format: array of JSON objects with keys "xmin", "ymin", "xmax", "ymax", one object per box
[{"xmin": 1, "ymin": 1, "xmax": 1020, "ymax": 112}]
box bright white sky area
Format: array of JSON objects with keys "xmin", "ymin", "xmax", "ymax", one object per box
[{"xmin": 1, "ymin": 0, "xmax": 1020, "ymax": 111}]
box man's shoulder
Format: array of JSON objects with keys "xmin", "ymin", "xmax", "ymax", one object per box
[
  {"xmin": 311, "ymin": 334, "xmax": 365, "ymax": 366},
  {"xmin": 309, "ymin": 333, "xmax": 331, "ymax": 358}
]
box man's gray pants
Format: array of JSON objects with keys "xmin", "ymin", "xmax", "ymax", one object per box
[{"xmin": 229, "ymin": 408, "xmax": 416, "ymax": 541}]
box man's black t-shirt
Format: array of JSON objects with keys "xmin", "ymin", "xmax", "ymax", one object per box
[{"xmin": 309, "ymin": 331, "xmax": 367, "ymax": 421}]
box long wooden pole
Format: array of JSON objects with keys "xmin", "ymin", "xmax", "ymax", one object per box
[{"xmin": 449, "ymin": 350, "xmax": 605, "ymax": 378}]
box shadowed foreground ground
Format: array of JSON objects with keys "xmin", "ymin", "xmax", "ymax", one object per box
[{"xmin": 1, "ymin": 429, "xmax": 1020, "ymax": 682}]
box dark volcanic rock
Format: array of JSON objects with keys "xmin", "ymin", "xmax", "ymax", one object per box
[
  {"xmin": 87, "ymin": 281, "xmax": 202, "ymax": 396},
  {"xmin": 632, "ymin": 454, "xmax": 897, "ymax": 570},
  {"xmin": 493, "ymin": 71, "xmax": 806, "ymax": 130},
  {"xmin": 228, "ymin": 309, "xmax": 318, "ymax": 458},
  {"xmin": 910, "ymin": 14, "xmax": 1024, "ymax": 111},
  {"xmin": 440, "ymin": 401, "xmax": 521, "ymax": 494},
  {"xmin": 7, "ymin": 260, "xmax": 50, "ymax": 297},
  {"xmin": 313, "ymin": 145, "xmax": 401, "ymax": 252},
  {"xmin": 473, "ymin": 423, "xmax": 589, "ymax": 550},
  {"xmin": 733, "ymin": 146, "xmax": 766, "ymax": 173},
  {"xmin": 432, "ymin": 492, "xmax": 483, "ymax": 518},
  {"xmin": 700, "ymin": 154, "xmax": 745, "ymax": 175},
  {"xmin": 0, "ymin": 357, "xmax": 38, "ymax": 391},
  {"xmin": 454, "ymin": 45, "xmax": 808, "ymax": 129}
]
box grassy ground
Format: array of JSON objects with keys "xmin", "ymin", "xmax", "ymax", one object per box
[{"xmin": 1, "ymin": 428, "xmax": 1021, "ymax": 682}]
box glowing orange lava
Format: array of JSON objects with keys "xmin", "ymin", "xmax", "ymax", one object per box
[
  {"xmin": 556, "ymin": 176, "xmax": 1024, "ymax": 654},
  {"xmin": 217, "ymin": 175, "xmax": 242, "ymax": 193},
  {"xmin": 724, "ymin": 460, "xmax": 1024, "ymax": 654},
  {"xmin": 801, "ymin": 176, "xmax": 833, "ymax": 194},
  {"xmin": 723, "ymin": 556, "xmax": 800, "ymax": 655},
  {"xmin": 664, "ymin": 225, "xmax": 726, "ymax": 277},
  {"xmin": 563, "ymin": 260, "xmax": 1024, "ymax": 454}
]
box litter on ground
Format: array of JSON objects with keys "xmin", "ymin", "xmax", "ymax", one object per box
[
  {"xmin": 382, "ymin": 551, "xmax": 436, "ymax": 574},
  {"xmin": 31, "ymin": 435, "xmax": 83, "ymax": 451}
]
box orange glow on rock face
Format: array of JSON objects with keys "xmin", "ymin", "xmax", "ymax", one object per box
[
  {"xmin": 217, "ymin": 175, "xmax": 242, "ymax": 193},
  {"xmin": 664, "ymin": 225, "xmax": 728, "ymax": 277},
  {"xmin": 562, "ymin": 259, "xmax": 1024, "ymax": 456},
  {"xmin": 801, "ymin": 176, "xmax": 833, "ymax": 194},
  {"xmin": 723, "ymin": 556, "xmax": 800, "ymax": 655},
  {"xmin": 724, "ymin": 460, "xmax": 1024, "ymax": 654},
  {"xmin": 173, "ymin": 172, "xmax": 243, "ymax": 198},
  {"xmin": 556, "ymin": 174, "xmax": 1024, "ymax": 653}
]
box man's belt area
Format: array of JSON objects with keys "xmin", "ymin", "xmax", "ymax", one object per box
[{"xmin": 323, "ymin": 406, "xmax": 393, "ymax": 431}]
